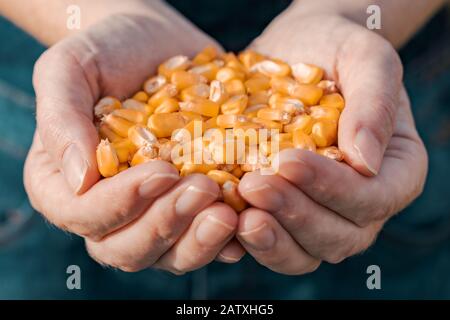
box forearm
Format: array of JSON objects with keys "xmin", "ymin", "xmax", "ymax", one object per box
[
  {"xmin": 0, "ymin": 0, "xmax": 187, "ymax": 45},
  {"xmin": 287, "ymin": 0, "xmax": 446, "ymax": 48}
]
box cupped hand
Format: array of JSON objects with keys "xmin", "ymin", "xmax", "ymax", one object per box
[
  {"xmin": 236, "ymin": 13, "xmax": 428, "ymax": 274},
  {"xmin": 24, "ymin": 13, "xmax": 244, "ymax": 273}
]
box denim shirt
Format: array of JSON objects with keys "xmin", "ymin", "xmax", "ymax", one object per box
[{"xmin": 1, "ymin": 2, "xmax": 450, "ymax": 299}]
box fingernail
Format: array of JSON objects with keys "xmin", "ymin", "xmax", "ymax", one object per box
[
  {"xmin": 62, "ymin": 144, "xmax": 88, "ymax": 193},
  {"xmin": 175, "ymin": 186, "xmax": 217, "ymax": 217},
  {"xmin": 239, "ymin": 223, "xmax": 276, "ymax": 251},
  {"xmin": 241, "ymin": 184, "xmax": 284, "ymax": 212},
  {"xmin": 353, "ymin": 128, "xmax": 381, "ymax": 175},
  {"xmin": 218, "ymin": 252, "xmax": 242, "ymax": 263},
  {"xmin": 196, "ymin": 215, "xmax": 234, "ymax": 247},
  {"xmin": 138, "ymin": 173, "xmax": 180, "ymax": 199}
]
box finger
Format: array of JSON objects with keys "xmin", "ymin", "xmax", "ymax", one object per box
[
  {"xmin": 215, "ymin": 239, "xmax": 246, "ymax": 264},
  {"xmin": 239, "ymin": 171, "xmax": 377, "ymax": 263},
  {"xmin": 337, "ymin": 34, "xmax": 403, "ymax": 176},
  {"xmin": 272, "ymin": 149, "xmax": 388, "ymax": 227},
  {"xmin": 33, "ymin": 46, "xmax": 100, "ymax": 194},
  {"xmin": 85, "ymin": 174, "xmax": 220, "ymax": 272},
  {"xmin": 25, "ymin": 136, "xmax": 181, "ymax": 239},
  {"xmin": 154, "ymin": 202, "xmax": 238, "ymax": 274},
  {"xmin": 237, "ymin": 208, "xmax": 321, "ymax": 275}
]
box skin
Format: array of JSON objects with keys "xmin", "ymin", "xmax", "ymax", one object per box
[{"xmin": 17, "ymin": 0, "xmax": 435, "ymax": 274}]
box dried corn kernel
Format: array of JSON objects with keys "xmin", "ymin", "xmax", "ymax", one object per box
[
  {"xmin": 132, "ymin": 91, "xmax": 149, "ymax": 103},
  {"xmin": 171, "ymin": 70, "xmax": 207, "ymax": 90},
  {"xmin": 112, "ymin": 108, "xmax": 146, "ymax": 124},
  {"xmin": 154, "ymin": 98, "xmax": 179, "ymax": 114},
  {"xmin": 209, "ymin": 80, "xmax": 229, "ymax": 104},
  {"xmin": 122, "ymin": 98, "xmax": 153, "ymax": 115},
  {"xmin": 94, "ymin": 97, "xmax": 121, "ymax": 118},
  {"xmin": 148, "ymin": 84, "xmax": 178, "ymax": 107},
  {"xmin": 311, "ymin": 119, "xmax": 337, "ymax": 147},
  {"xmin": 189, "ymin": 62, "xmax": 219, "ymax": 81},
  {"xmin": 248, "ymin": 91, "xmax": 270, "ymax": 106},
  {"xmin": 250, "ymin": 59, "xmax": 290, "ymax": 77},
  {"xmin": 216, "ymin": 67, "xmax": 245, "ymax": 82},
  {"xmin": 180, "ymin": 163, "xmax": 217, "ymax": 177},
  {"xmin": 319, "ymin": 93, "xmax": 345, "ymax": 111},
  {"xmin": 293, "ymin": 129, "xmax": 316, "ymax": 152},
  {"xmin": 130, "ymin": 145, "xmax": 158, "ymax": 166},
  {"xmin": 224, "ymin": 79, "xmax": 246, "ymax": 96},
  {"xmin": 118, "ymin": 163, "xmax": 129, "ymax": 173},
  {"xmin": 180, "ymin": 83, "xmax": 210, "ymax": 102},
  {"xmin": 128, "ymin": 124, "xmax": 158, "ymax": 148},
  {"xmin": 317, "ymin": 80, "xmax": 337, "ymax": 94},
  {"xmin": 221, "ymin": 94, "xmax": 248, "ymax": 115},
  {"xmin": 317, "ymin": 146, "xmax": 344, "ymax": 161},
  {"xmin": 143, "ymin": 75, "xmax": 167, "ymax": 95},
  {"xmin": 309, "ymin": 105, "xmax": 340, "ymax": 122},
  {"xmin": 257, "ymin": 107, "xmax": 291, "ymax": 124},
  {"xmin": 231, "ymin": 166, "xmax": 244, "ymax": 178},
  {"xmin": 179, "ymin": 99, "xmax": 219, "ymax": 117},
  {"xmin": 216, "ymin": 114, "xmax": 248, "ymax": 128},
  {"xmin": 238, "ymin": 50, "xmax": 265, "ymax": 69},
  {"xmin": 207, "ymin": 170, "xmax": 240, "ymax": 185},
  {"xmin": 193, "ymin": 45, "xmax": 218, "ymax": 65},
  {"xmin": 289, "ymin": 83, "xmax": 323, "ymax": 105},
  {"xmin": 245, "ymin": 76, "xmax": 270, "ymax": 94},
  {"xmin": 158, "ymin": 55, "xmax": 190, "ymax": 78},
  {"xmin": 284, "ymin": 114, "xmax": 314, "ymax": 134},
  {"xmin": 102, "ymin": 114, "xmax": 134, "ymax": 138},
  {"xmin": 96, "ymin": 139, "xmax": 119, "ymax": 177},
  {"xmin": 99, "ymin": 123, "xmax": 122, "ymax": 143},
  {"xmin": 147, "ymin": 112, "xmax": 186, "ymax": 138},
  {"xmin": 291, "ymin": 62, "xmax": 323, "ymax": 84}
]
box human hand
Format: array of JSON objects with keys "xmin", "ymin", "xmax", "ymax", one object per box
[
  {"xmin": 24, "ymin": 13, "xmax": 243, "ymax": 273},
  {"xmin": 236, "ymin": 13, "xmax": 428, "ymax": 274}
]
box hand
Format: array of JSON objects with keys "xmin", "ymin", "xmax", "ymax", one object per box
[
  {"xmin": 24, "ymin": 13, "xmax": 243, "ymax": 273},
  {"xmin": 235, "ymin": 13, "xmax": 428, "ymax": 274}
]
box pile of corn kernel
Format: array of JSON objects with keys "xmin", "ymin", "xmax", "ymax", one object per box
[{"xmin": 94, "ymin": 46, "xmax": 345, "ymax": 212}]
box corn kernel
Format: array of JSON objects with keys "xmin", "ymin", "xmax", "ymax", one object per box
[
  {"xmin": 216, "ymin": 114, "xmax": 248, "ymax": 128},
  {"xmin": 207, "ymin": 170, "xmax": 240, "ymax": 185},
  {"xmin": 132, "ymin": 91, "xmax": 149, "ymax": 103},
  {"xmin": 317, "ymin": 146, "xmax": 344, "ymax": 161},
  {"xmin": 179, "ymin": 111, "xmax": 204, "ymax": 122},
  {"xmin": 143, "ymin": 75, "xmax": 167, "ymax": 95},
  {"xmin": 128, "ymin": 124, "xmax": 158, "ymax": 148},
  {"xmin": 158, "ymin": 55, "xmax": 190, "ymax": 78},
  {"xmin": 243, "ymin": 104, "xmax": 268, "ymax": 118},
  {"xmin": 250, "ymin": 59, "xmax": 291, "ymax": 77},
  {"xmin": 148, "ymin": 84, "xmax": 178, "ymax": 107},
  {"xmin": 99, "ymin": 123, "xmax": 122, "ymax": 143},
  {"xmin": 224, "ymin": 79, "xmax": 246, "ymax": 96},
  {"xmin": 171, "ymin": 70, "xmax": 207, "ymax": 90},
  {"xmin": 216, "ymin": 67, "xmax": 245, "ymax": 82},
  {"xmin": 319, "ymin": 93, "xmax": 345, "ymax": 111},
  {"xmin": 291, "ymin": 62, "xmax": 323, "ymax": 84},
  {"xmin": 283, "ymin": 114, "xmax": 314, "ymax": 134},
  {"xmin": 189, "ymin": 62, "xmax": 219, "ymax": 81},
  {"xmin": 289, "ymin": 83, "xmax": 323, "ymax": 105},
  {"xmin": 310, "ymin": 105, "xmax": 340, "ymax": 122},
  {"xmin": 231, "ymin": 166, "xmax": 244, "ymax": 178},
  {"xmin": 221, "ymin": 94, "xmax": 248, "ymax": 115},
  {"xmin": 311, "ymin": 119, "xmax": 337, "ymax": 147},
  {"xmin": 180, "ymin": 163, "xmax": 217, "ymax": 177},
  {"xmin": 102, "ymin": 114, "xmax": 134, "ymax": 138},
  {"xmin": 147, "ymin": 112, "xmax": 186, "ymax": 138},
  {"xmin": 293, "ymin": 129, "xmax": 316, "ymax": 152},
  {"xmin": 94, "ymin": 96, "xmax": 121, "ymax": 118},
  {"xmin": 179, "ymin": 99, "xmax": 219, "ymax": 117},
  {"xmin": 193, "ymin": 45, "xmax": 218, "ymax": 65},
  {"xmin": 96, "ymin": 139, "xmax": 119, "ymax": 177},
  {"xmin": 122, "ymin": 98, "xmax": 154, "ymax": 115},
  {"xmin": 248, "ymin": 91, "xmax": 270, "ymax": 106},
  {"xmin": 179, "ymin": 83, "xmax": 210, "ymax": 102},
  {"xmin": 271, "ymin": 97, "xmax": 305, "ymax": 115},
  {"xmin": 118, "ymin": 163, "xmax": 129, "ymax": 173},
  {"xmin": 257, "ymin": 107, "xmax": 291, "ymax": 124},
  {"xmin": 209, "ymin": 80, "xmax": 229, "ymax": 104},
  {"xmin": 238, "ymin": 50, "xmax": 265, "ymax": 69},
  {"xmin": 245, "ymin": 76, "xmax": 270, "ymax": 94},
  {"xmin": 251, "ymin": 117, "xmax": 283, "ymax": 131},
  {"xmin": 130, "ymin": 145, "xmax": 158, "ymax": 166},
  {"xmin": 158, "ymin": 140, "xmax": 179, "ymax": 162},
  {"xmin": 154, "ymin": 98, "xmax": 180, "ymax": 114},
  {"xmin": 112, "ymin": 108, "xmax": 146, "ymax": 124},
  {"xmin": 317, "ymin": 80, "xmax": 338, "ymax": 94},
  {"xmin": 270, "ymin": 76, "xmax": 296, "ymax": 95}
]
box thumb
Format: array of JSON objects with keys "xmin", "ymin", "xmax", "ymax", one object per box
[
  {"xmin": 337, "ymin": 40, "xmax": 403, "ymax": 176},
  {"xmin": 33, "ymin": 46, "xmax": 100, "ymax": 194}
]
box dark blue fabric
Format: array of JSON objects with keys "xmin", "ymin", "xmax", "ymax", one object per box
[{"xmin": 1, "ymin": 2, "xmax": 450, "ymax": 299}]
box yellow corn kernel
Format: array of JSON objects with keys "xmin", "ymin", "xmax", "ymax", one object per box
[
  {"xmin": 221, "ymin": 94, "xmax": 248, "ymax": 115},
  {"xmin": 148, "ymin": 84, "xmax": 178, "ymax": 107},
  {"xmin": 94, "ymin": 96, "xmax": 121, "ymax": 118},
  {"xmin": 319, "ymin": 93, "xmax": 345, "ymax": 111},
  {"xmin": 172, "ymin": 120, "xmax": 204, "ymax": 142},
  {"xmin": 118, "ymin": 163, "xmax": 129, "ymax": 173},
  {"xmin": 154, "ymin": 98, "xmax": 180, "ymax": 114},
  {"xmin": 272, "ymin": 132, "xmax": 293, "ymax": 142},
  {"xmin": 158, "ymin": 140, "xmax": 179, "ymax": 162},
  {"xmin": 317, "ymin": 80, "xmax": 338, "ymax": 94},
  {"xmin": 291, "ymin": 62, "xmax": 323, "ymax": 84},
  {"xmin": 250, "ymin": 59, "xmax": 291, "ymax": 77},
  {"xmin": 216, "ymin": 67, "xmax": 245, "ymax": 82},
  {"xmin": 207, "ymin": 170, "xmax": 240, "ymax": 185},
  {"xmin": 112, "ymin": 108, "xmax": 146, "ymax": 124},
  {"xmin": 271, "ymin": 97, "xmax": 305, "ymax": 115},
  {"xmin": 130, "ymin": 145, "xmax": 158, "ymax": 166},
  {"xmin": 257, "ymin": 107, "xmax": 291, "ymax": 124},
  {"xmin": 283, "ymin": 114, "xmax": 314, "ymax": 134},
  {"xmin": 309, "ymin": 105, "xmax": 340, "ymax": 122},
  {"xmin": 224, "ymin": 79, "xmax": 246, "ymax": 96},
  {"xmin": 311, "ymin": 119, "xmax": 337, "ymax": 147},
  {"xmin": 179, "ymin": 111, "xmax": 204, "ymax": 122},
  {"xmin": 209, "ymin": 80, "xmax": 229, "ymax": 105},
  {"xmin": 243, "ymin": 104, "xmax": 268, "ymax": 118},
  {"xmin": 216, "ymin": 114, "xmax": 248, "ymax": 128},
  {"xmin": 122, "ymin": 98, "xmax": 154, "ymax": 115},
  {"xmin": 244, "ymin": 76, "xmax": 270, "ymax": 94},
  {"xmin": 102, "ymin": 114, "xmax": 134, "ymax": 138},
  {"xmin": 113, "ymin": 145, "xmax": 132, "ymax": 163},
  {"xmin": 231, "ymin": 166, "xmax": 244, "ymax": 179},
  {"xmin": 99, "ymin": 123, "xmax": 122, "ymax": 143},
  {"xmin": 179, "ymin": 83, "xmax": 210, "ymax": 102},
  {"xmin": 179, "ymin": 99, "xmax": 219, "ymax": 117},
  {"xmin": 288, "ymin": 83, "xmax": 323, "ymax": 105},
  {"xmin": 193, "ymin": 45, "xmax": 218, "ymax": 65},
  {"xmin": 248, "ymin": 90, "xmax": 270, "ymax": 106},
  {"xmin": 132, "ymin": 91, "xmax": 149, "ymax": 103},
  {"xmin": 143, "ymin": 75, "xmax": 167, "ymax": 95},
  {"xmin": 147, "ymin": 112, "xmax": 186, "ymax": 138},
  {"xmin": 96, "ymin": 139, "xmax": 119, "ymax": 177},
  {"xmin": 293, "ymin": 129, "xmax": 316, "ymax": 152},
  {"xmin": 222, "ymin": 181, "xmax": 247, "ymax": 212},
  {"xmin": 128, "ymin": 124, "xmax": 158, "ymax": 148},
  {"xmin": 158, "ymin": 55, "xmax": 190, "ymax": 78},
  {"xmin": 270, "ymin": 76, "xmax": 296, "ymax": 95},
  {"xmin": 251, "ymin": 117, "xmax": 283, "ymax": 131},
  {"xmin": 189, "ymin": 62, "xmax": 219, "ymax": 81},
  {"xmin": 112, "ymin": 139, "xmax": 136, "ymax": 163},
  {"xmin": 317, "ymin": 146, "xmax": 344, "ymax": 161},
  {"xmin": 180, "ymin": 163, "xmax": 217, "ymax": 177},
  {"xmin": 238, "ymin": 50, "xmax": 265, "ymax": 69},
  {"xmin": 170, "ymin": 70, "xmax": 207, "ymax": 90},
  {"xmin": 204, "ymin": 116, "xmax": 218, "ymax": 130}
]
